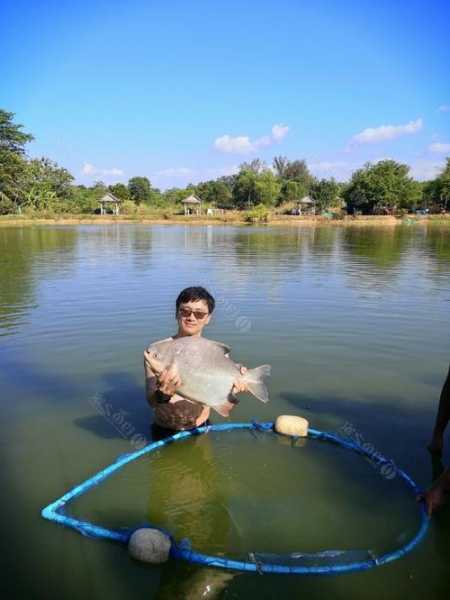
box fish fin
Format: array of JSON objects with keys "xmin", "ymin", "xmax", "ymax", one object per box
[
  {"xmin": 209, "ymin": 339, "xmax": 232, "ymax": 354},
  {"xmin": 213, "ymin": 400, "xmax": 235, "ymax": 417},
  {"xmin": 244, "ymin": 365, "xmax": 271, "ymax": 404}
]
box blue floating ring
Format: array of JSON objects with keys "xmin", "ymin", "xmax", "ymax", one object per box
[{"xmin": 41, "ymin": 421, "xmax": 429, "ymax": 575}]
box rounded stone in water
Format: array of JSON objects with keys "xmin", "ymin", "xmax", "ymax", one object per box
[{"xmin": 128, "ymin": 528, "xmax": 171, "ymax": 564}]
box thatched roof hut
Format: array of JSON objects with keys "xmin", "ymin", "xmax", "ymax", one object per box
[
  {"xmin": 99, "ymin": 192, "xmax": 122, "ymax": 215},
  {"xmin": 298, "ymin": 195, "xmax": 316, "ymax": 215},
  {"xmin": 182, "ymin": 194, "xmax": 202, "ymax": 215}
]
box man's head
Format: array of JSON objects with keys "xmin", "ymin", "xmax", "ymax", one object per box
[{"xmin": 176, "ymin": 286, "xmax": 215, "ymax": 336}]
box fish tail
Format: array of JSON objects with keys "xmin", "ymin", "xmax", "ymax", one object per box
[{"xmin": 244, "ymin": 364, "xmax": 271, "ymax": 403}]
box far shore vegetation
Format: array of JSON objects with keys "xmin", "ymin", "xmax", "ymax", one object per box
[{"xmin": 1, "ymin": 109, "xmax": 449, "ymax": 226}]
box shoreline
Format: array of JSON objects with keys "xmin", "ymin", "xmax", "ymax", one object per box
[{"xmin": 0, "ymin": 214, "xmax": 449, "ymax": 228}]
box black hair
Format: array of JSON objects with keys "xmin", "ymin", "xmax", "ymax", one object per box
[{"xmin": 176, "ymin": 286, "xmax": 215, "ymax": 314}]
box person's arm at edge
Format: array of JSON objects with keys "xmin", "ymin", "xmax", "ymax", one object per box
[
  {"xmin": 419, "ymin": 468, "xmax": 450, "ymax": 515},
  {"xmin": 429, "ymin": 363, "xmax": 450, "ymax": 454}
]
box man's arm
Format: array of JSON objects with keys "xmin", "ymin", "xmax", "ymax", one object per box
[
  {"xmin": 429, "ymin": 364, "xmax": 450, "ymax": 454},
  {"xmin": 144, "ymin": 350, "xmax": 182, "ymax": 406},
  {"xmin": 144, "ymin": 349, "xmax": 210, "ymax": 428},
  {"xmin": 420, "ymin": 468, "xmax": 450, "ymax": 515}
]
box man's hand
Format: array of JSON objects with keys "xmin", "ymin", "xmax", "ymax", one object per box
[
  {"xmin": 418, "ymin": 484, "xmax": 447, "ymax": 516},
  {"xmin": 232, "ymin": 366, "xmax": 248, "ymax": 395},
  {"xmin": 157, "ymin": 366, "xmax": 182, "ymax": 396}
]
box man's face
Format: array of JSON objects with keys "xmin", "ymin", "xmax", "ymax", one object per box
[{"xmin": 177, "ymin": 299, "xmax": 211, "ymax": 336}]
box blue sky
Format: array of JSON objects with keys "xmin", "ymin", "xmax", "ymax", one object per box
[{"xmin": 1, "ymin": 0, "xmax": 449, "ymax": 188}]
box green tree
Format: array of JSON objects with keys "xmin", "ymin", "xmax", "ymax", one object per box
[
  {"xmin": 69, "ymin": 185, "xmax": 99, "ymax": 213},
  {"xmin": 212, "ymin": 181, "xmax": 233, "ymax": 208},
  {"xmin": 439, "ymin": 158, "xmax": 450, "ymax": 210},
  {"xmin": 8, "ymin": 158, "xmax": 72, "ymax": 213},
  {"xmin": 428, "ymin": 158, "xmax": 450, "ymax": 210},
  {"xmin": 233, "ymin": 168, "xmax": 281, "ymax": 208},
  {"xmin": 278, "ymin": 180, "xmax": 302, "ymax": 205},
  {"xmin": 0, "ymin": 151, "xmax": 27, "ymax": 213},
  {"xmin": 163, "ymin": 187, "xmax": 191, "ymax": 205},
  {"xmin": 232, "ymin": 169, "xmax": 259, "ymax": 208},
  {"xmin": 128, "ymin": 176, "xmax": 152, "ymax": 205},
  {"xmin": 0, "ymin": 109, "xmax": 34, "ymax": 213},
  {"xmin": 0, "ymin": 109, "xmax": 34, "ymax": 154},
  {"xmin": 284, "ymin": 159, "xmax": 314, "ymax": 185},
  {"xmin": 344, "ymin": 160, "xmax": 419, "ymax": 214},
  {"xmin": 217, "ymin": 174, "xmax": 237, "ymax": 190},
  {"xmin": 239, "ymin": 159, "xmax": 266, "ymax": 174},
  {"xmin": 254, "ymin": 170, "xmax": 281, "ymax": 206},
  {"xmin": 310, "ymin": 178, "xmax": 340, "ymax": 211},
  {"xmin": 109, "ymin": 183, "xmax": 130, "ymax": 202},
  {"xmin": 274, "ymin": 159, "xmax": 315, "ymax": 203},
  {"xmin": 148, "ymin": 187, "xmax": 164, "ymax": 206},
  {"xmin": 272, "ymin": 155, "xmax": 289, "ymax": 178},
  {"xmin": 195, "ymin": 180, "xmax": 233, "ymax": 208}
]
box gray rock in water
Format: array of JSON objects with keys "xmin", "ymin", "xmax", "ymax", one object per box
[{"xmin": 128, "ymin": 528, "xmax": 171, "ymax": 564}]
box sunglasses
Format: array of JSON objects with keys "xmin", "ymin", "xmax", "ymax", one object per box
[{"xmin": 178, "ymin": 307, "xmax": 209, "ymax": 320}]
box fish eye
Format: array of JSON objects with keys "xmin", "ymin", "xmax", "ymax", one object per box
[{"xmin": 150, "ymin": 351, "xmax": 160, "ymax": 359}]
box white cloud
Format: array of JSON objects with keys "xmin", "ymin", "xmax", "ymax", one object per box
[
  {"xmin": 155, "ymin": 167, "xmax": 195, "ymax": 177},
  {"xmin": 214, "ymin": 123, "xmax": 289, "ymax": 154},
  {"xmin": 81, "ymin": 163, "xmax": 96, "ymax": 176},
  {"xmin": 429, "ymin": 142, "xmax": 450, "ymax": 154},
  {"xmin": 271, "ymin": 124, "xmax": 289, "ymax": 141},
  {"xmin": 438, "ymin": 105, "xmax": 450, "ymax": 112},
  {"xmin": 351, "ymin": 118, "xmax": 423, "ymax": 144},
  {"xmin": 214, "ymin": 135, "xmax": 255, "ymax": 154},
  {"xmin": 81, "ymin": 162, "xmax": 124, "ymax": 177}
]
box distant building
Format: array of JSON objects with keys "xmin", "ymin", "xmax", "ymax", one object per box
[
  {"xmin": 99, "ymin": 192, "xmax": 122, "ymax": 215},
  {"xmin": 182, "ymin": 194, "xmax": 202, "ymax": 216}
]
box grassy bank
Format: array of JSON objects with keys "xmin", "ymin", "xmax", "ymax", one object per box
[{"xmin": 1, "ymin": 213, "xmax": 449, "ymax": 227}]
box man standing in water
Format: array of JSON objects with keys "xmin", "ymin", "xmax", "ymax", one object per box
[
  {"xmin": 144, "ymin": 286, "xmax": 244, "ymax": 599},
  {"xmin": 144, "ymin": 286, "xmax": 247, "ymax": 434},
  {"xmin": 421, "ymin": 364, "xmax": 450, "ymax": 514}
]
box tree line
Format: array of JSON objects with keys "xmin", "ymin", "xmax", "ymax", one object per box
[{"xmin": 1, "ymin": 109, "xmax": 449, "ymax": 216}]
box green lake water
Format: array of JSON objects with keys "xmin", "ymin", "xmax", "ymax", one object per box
[{"xmin": 1, "ymin": 223, "xmax": 450, "ymax": 599}]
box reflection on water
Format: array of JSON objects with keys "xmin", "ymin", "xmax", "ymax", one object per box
[
  {"xmin": 0, "ymin": 227, "xmax": 77, "ymax": 333},
  {"xmin": 342, "ymin": 226, "xmax": 415, "ymax": 268},
  {"xmin": 1, "ymin": 223, "xmax": 450, "ymax": 600}
]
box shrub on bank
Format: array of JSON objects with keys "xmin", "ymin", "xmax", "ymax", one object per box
[
  {"xmin": 121, "ymin": 200, "xmax": 138, "ymax": 215},
  {"xmin": 244, "ymin": 204, "xmax": 271, "ymax": 223}
]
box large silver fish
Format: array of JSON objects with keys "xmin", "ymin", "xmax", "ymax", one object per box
[{"xmin": 146, "ymin": 336, "xmax": 271, "ymax": 417}]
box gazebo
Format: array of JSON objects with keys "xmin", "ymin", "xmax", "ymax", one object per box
[
  {"xmin": 182, "ymin": 194, "xmax": 202, "ymax": 216},
  {"xmin": 99, "ymin": 192, "xmax": 122, "ymax": 215},
  {"xmin": 298, "ymin": 195, "xmax": 316, "ymax": 215}
]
